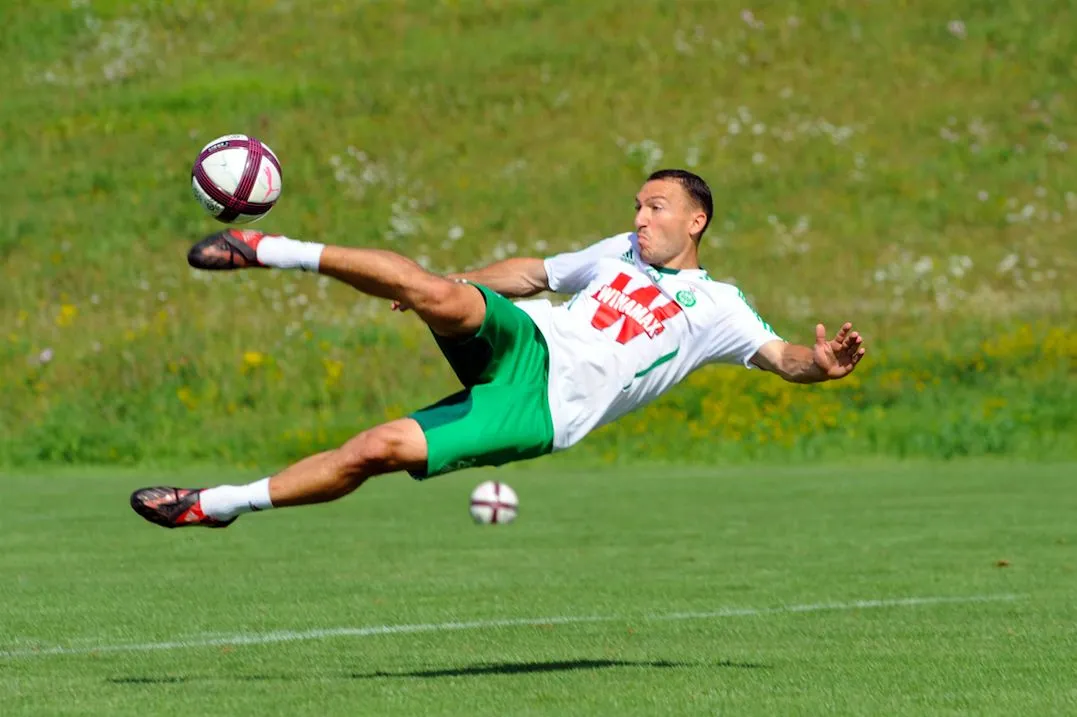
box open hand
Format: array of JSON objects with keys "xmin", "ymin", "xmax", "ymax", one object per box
[{"xmin": 813, "ymin": 322, "xmax": 865, "ymax": 379}]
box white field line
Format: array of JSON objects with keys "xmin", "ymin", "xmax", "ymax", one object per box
[{"xmin": 0, "ymin": 593, "xmax": 1023, "ymax": 660}]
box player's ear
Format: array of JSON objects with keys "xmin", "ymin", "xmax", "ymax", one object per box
[{"xmin": 690, "ymin": 210, "xmax": 707, "ymax": 238}]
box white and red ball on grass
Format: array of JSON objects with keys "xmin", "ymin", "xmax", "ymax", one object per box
[
  {"xmin": 191, "ymin": 134, "xmax": 282, "ymax": 224},
  {"xmin": 469, "ymin": 481, "xmax": 519, "ymax": 525}
]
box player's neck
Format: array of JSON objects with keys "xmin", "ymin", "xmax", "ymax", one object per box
[{"xmin": 650, "ymin": 244, "xmax": 701, "ymax": 272}]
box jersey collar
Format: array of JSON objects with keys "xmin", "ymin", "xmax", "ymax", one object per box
[{"xmin": 629, "ymin": 233, "xmax": 709, "ymax": 279}]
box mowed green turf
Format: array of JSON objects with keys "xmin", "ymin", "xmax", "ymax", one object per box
[{"xmin": 1, "ymin": 461, "xmax": 1074, "ymax": 715}]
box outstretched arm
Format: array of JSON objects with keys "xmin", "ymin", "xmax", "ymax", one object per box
[
  {"xmin": 392, "ymin": 257, "xmax": 549, "ymax": 312},
  {"xmin": 449, "ymin": 257, "xmax": 549, "ymax": 298},
  {"xmin": 397, "ymin": 233, "xmax": 628, "ymax": 308},
  {"xmin": 750, "ymin": 322, "xmax": 865, "ymax": 383}
]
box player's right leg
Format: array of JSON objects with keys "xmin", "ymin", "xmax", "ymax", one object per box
[
  {"xmin": 129, "ymin": 418, "xmax": 427, "ymax": 529},
  {"xmin": 187, "ymin": 229, "xmax": 484, "ymax": 338},
  {"xmin": 130, "ymin": 285, "xmax": 559, "ymax": 529}
]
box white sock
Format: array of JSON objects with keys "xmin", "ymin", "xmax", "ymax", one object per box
[
  {"xmin": 255, "ymin": 236, "xmax": 325, "ymax": 272},
  {"xmin": 199, "ymin": 477, "xmax": 274, "ymax": 520}
]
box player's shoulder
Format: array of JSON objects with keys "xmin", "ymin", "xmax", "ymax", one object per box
[
  {"xmin": 599, "ymin": 231, "xmax": 635, "ymax": 253},
  {"xmin": 691, "ymin": 277, "xmax": 778, "ymax": 334},
  {"xmin": 683, "ymin": 271, "xmax": 737, "ymax": 293},
  {"xmin": 689, "ymin": 274, "xmax": 758, "ymax": 307},
  {"xmin": 548, "ymin": 232, "xmax": 633, "ymax": 260},
  {"xmin": 584, "ymin": 232, "xmax": 636, "ymax": 265}
]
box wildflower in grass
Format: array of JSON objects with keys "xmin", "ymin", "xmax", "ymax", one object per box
[
  {"xmin": 242, "ymin": 351, "xmax": 266, "ymax": 374},
  {"xmin": 56, "ymin": 304, "xmax": 78, "ymax": 327},
  {"xmin": 740, "ymin": 10, "xmax": 763, "ymax": 29},
  {"xmin": 323, "ymin": 358, "xmax": 344, "ymax": 389},
  {"xmin": 176, "ymin": 387, "xmax": 198, "ymax": 410}
]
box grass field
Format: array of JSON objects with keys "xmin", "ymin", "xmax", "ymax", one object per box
[
  {"xmin": 3, "ymin": 461, "xmax": 1075, "ymax": 715},
  {"xmin": 1, "ymin": 0, "xmax": 1074, "ymax": 464},
  {"xmin": 2, "ymin": 3, "xmax": 1075, "ymax": 710}
]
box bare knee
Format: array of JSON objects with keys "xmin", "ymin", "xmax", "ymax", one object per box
[
  {"xmin": 408, "ymin": 279, "xmax": 485, "ymax": 337},
  {"xmin": 335, "ymin": 431, "xmax": 397, "ymax": 479},
  {"xmin": 333, "ymin": 420, "xmax": 426, "ymax": 480}
]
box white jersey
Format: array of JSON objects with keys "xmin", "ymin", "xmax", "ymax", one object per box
[{"xmin": 515, "ymin": 232, "xmax": 783, "ymax": 450}]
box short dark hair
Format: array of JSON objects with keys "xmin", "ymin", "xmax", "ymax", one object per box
[{"xmin": 646, "ymin": 168, "xmax": 713, "ymax": 240}]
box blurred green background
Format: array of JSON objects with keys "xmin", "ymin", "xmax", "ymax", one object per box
[{"xmin": 1, "ymin": 0, "xmax": 1074, "ymax": 467}]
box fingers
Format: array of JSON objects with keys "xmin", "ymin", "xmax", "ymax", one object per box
[
  {"xmin": 832, "ymin": 321, "xmax": 852, "ymax": 344},
  {"xmin": 820, "ymin": 322, "xmax": 867, "ymax": 373},
  {"xmin": 838, "ymin": 333, "xmax": 864, "ymax": 358},
  {"xmin": 831, "ymin": 321, "xmax": 866, "ymax": 373},
  {"xmin": 839, "ymin": 344, "xmax": 866, "ymax": 372},
  {"xmin": 832, "ymin": 322, "xmax": 861, "ymax": 350},
  {"xmin": 843, "ymin": 344, "xmax": 865, "ymax": 363}
]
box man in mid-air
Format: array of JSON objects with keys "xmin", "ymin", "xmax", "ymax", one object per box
[{"xmin": 131, "ymin": 169, "xmax": 865, "ymax": 528}]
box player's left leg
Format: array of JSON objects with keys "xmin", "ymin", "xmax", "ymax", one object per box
[
  {"xmin": 129, "ymin": 288, "xmax": 556, "ymax": 529},
  {"xmin": 129, "ymin": 417, "xmax": 428, "ymax": 529},
  {"xmin": 129, "ymin": 379, "xmax": 554, "ymax": 529}
]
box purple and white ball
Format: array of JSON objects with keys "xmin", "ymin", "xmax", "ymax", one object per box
[
  {"xmin": 191, "ymin": 134, "xmax": 282, "ymax": 224},
  {"xmin": 469, "ymin": 481, "xmax": 519, "ymax": 525}
]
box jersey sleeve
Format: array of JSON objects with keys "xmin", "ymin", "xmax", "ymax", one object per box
[
  {"xmin": 544, "ymin": 233, "xmax": 633, "ymax": 294},
  {"xmin": 706, "ymin": 289, "xmax": 784, "ymax": 368}
]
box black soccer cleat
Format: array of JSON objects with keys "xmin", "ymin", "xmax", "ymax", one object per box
[
  {"xmin": 130, "ymin": 487, "xmax": 236, "ymax": 529},
  {"xmin": 187, "ymin": 229, "xmax": 268, "ymax": 270}
]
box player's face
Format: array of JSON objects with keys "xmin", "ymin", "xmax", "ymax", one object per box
[{"xmin": 633, "ymin": 179, "xmax": 705, "ymax": 265}]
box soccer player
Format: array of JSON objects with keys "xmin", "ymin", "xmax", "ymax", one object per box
[{"xmin": 131, "ymin": 169, "xmax": 865, "ymax": 528}]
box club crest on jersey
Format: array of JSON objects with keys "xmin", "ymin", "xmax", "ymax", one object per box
[
  {"xmin": 590, "ymin": 272, "xmax": 683, "ymax": 344},
  {"xmin": 676, "ymin": 289, "xmax": 697, "ymax": 307}
]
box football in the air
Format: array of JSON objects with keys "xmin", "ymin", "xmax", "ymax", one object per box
[
  {"xmin": 191, "ymin": 134, "xmax": 282, "ymax": 224},
  {"xmin": 469, "ymin": 481, "xmax": 519, "ymax": 525}
]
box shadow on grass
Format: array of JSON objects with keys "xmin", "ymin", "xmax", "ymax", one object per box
[
  {"xmin": 351, "ymin": 658, "xmax": 767, "ymax": 678},
  {"xmin": 108, "ymin": 657, "xmax": 768, "ymax": 684}
]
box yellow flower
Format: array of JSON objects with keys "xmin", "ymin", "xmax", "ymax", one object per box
[
  {"xmin": 243, "ymin": 351, "xmax": 266, "ymax": 369},
  {"xmin": 55, "ymin": 304, "xmax": 78, "ymax": 327},
  {"xmin": 323, "ymin": 358, "xmax": 344, "ymax": 387},
  {"xmin": 176, "ymin": 387, "xmax": 198, "ymax": 410}
]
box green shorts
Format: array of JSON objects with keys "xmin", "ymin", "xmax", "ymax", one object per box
[{"xmin": 408, "ymin": 283, "xmax": 555, "ymax": 479}]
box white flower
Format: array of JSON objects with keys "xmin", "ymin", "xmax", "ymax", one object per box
[{"xmin": 997, "ymin": 254, "xmax": 1019, "ymax": 274}]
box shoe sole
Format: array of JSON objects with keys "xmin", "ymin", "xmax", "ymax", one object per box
[
  {"xmin": 129, "ymin": 490, "xmax": 182, "ymax": 529},
  {"xmin": 129, "ymin": 488, "xmax": 236, "ymax": 529},
  {"xmin": 187, "ymin": 231, "xmax": 259, "ymax": 270}
]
